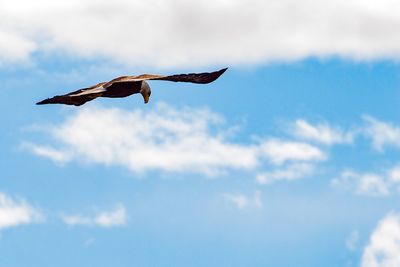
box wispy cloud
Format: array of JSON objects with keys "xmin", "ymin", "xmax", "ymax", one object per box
[
  {"xmin": 25, "ymin": 104, "xmax": 258, "ymax": 176},
  {"xmin": 290, "ymin": 119, "xmax": 354, "ymax": 145},
  {"xmin": 259, "ymin": 139, "xmax": 326, "ymax": 165},
  {"xmin": 290, "ymin": 116, "xmax": 400, "ymax": 152},
  {"xmin": 331, "ymin": 165, "xmax": 400, "ymax": 197},
  {"xmin": 0, "ymin": 193, "xmax": 43, "ymax": 230},
  {"xmin": 27, "ymin": 106, "xmax": 400, "ymax": 188},
  {"xmin": 94, "ymin": 205, "xmax": 127, "ymax": 227},
  {"xmin": 222, "ymin": 190, "xmax": 262, "ymax": 210},
  {"xmin": 389, "ymin": 166, "xmax": 400, "ymax": 184},
  {"xmin": 363, "ymin": 116, "xmax": 400, "ymax": 152},
  {"xmin": 327, "ymin": 116, "xmax": 400, "ymax": 197},
  {"xmin": 25, "ymin": 103, "xmax": 326, "ymax": 177},
  {"xmin": 61, "ymin": 204, "xmax": 127, "ymax": 228},
  {"xmin": 2, "ymin": 0, "xmax": 400, "ymax": 67},
  {"xmin": 361, "ymin": 213, "xmax": 400, "ymax": 267},
  {"xmin": 21, "ymin": 143, "xmax": 71, "ymax": 164},
  {"xmin": 256, "ymin": 163, "xmax": 315, "ymax": 185}
]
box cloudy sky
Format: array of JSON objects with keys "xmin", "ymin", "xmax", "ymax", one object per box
[{"xmin": 1, "ymin": 0, "xmax": 400, "ymax": 266}]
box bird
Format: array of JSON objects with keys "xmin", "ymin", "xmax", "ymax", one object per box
[{"xmin": 36, "ymin": 68, "xmax": 228, "ymax": 106}]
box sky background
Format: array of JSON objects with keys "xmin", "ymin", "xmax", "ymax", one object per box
[{"xmin": 1, "ymin": 0, "xmax": 400, "ymax": 266}]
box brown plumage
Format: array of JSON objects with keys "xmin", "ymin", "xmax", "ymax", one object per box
[{"xmin": 36, "ymin": 68, "xmax": 228, "ymax": 106}]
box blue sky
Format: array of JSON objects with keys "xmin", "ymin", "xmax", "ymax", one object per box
[{"xmin": 1, "ymin": 1, "xmax": 400, "ymax": 267}]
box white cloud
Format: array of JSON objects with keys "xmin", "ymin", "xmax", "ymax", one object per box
[
  {"xmin": 25, "ymin": 103, "xmax": 325, "ymax": 177},
  {"xmin": 361, "ymin": 213, "xmax": 400, "ymax": 267},
  {"xmin": 61, "ymin": 204, "xmax": 127, "ymax": 228},
  {"xmin": 0, "ymin": 193, "xmax": 43, "ymax": 230},
  {"xmin": 389, "ymin": 166, "xmax": 400, "ymax": 183},
  {"xmin": 256, "ymin": 163, "xmax": 314, "ymax": 185},
  {"xmin": 331, "ymin": 169, "xmax": 396, "ymax": 197},
  {"xmin": 2, "ymin": 0, "xmax": 400, "ymax": 67},
  {"xmin": 94, "ymin": 205, "xmax": 127, "ymax": 227},
  {"xmin": 222, "ymin": 190, "xmax": 262, "ymax": 209},
  {"xmin": 363, "ymin": 116, "xmax": 400, "ymax": 152},
  {"xmin": 26, "ymin": 104, "xmax": 258, "ymax": 176},
  {"xmin": 291, "ymin": 119, "xmax": 354, "ymax": 145},
  {"xmin": 356, "ymin": 174, "xmax": 390, "ymax": 197},
  {"xmin": 259, "ymin": 139, "xmax": 326, "ymax": 165},
  {"xmin": 0, "ymin": 29, "xmax": 36, "ymax": 63},
  {"xmin": 21, "ymin": 143, "xmax": 71, "ymax": 164},
  {"xmin": 331, "ymin": 165, "xmax": 400, "ymax": 197}
]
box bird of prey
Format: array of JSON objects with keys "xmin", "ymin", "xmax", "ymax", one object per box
[{"xmin": 37, "ymin": 68, "xmax": 227, "ymax": 106}]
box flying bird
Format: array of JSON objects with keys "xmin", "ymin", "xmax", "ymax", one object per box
[{"xmin": 36, "ymin": 68, "xmax": 227, "ymax": 106}]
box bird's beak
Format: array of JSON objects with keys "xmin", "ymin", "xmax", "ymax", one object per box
[{"xmin": 143, "ymin": 95, "xmax": 150, "ymax": 104}]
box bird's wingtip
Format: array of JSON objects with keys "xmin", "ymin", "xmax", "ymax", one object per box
[
  {"xmin": 36, "ymin": 98, "xmax": 52, "ymax": 105},
  {"xmin": 214, "ymin": 67, "xmax": 228, "ymax": 80}
]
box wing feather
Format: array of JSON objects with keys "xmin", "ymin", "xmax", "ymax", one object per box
[
  {"xmin": 154, "ymin": 68, "xmax": 228, "ymax": 84},
  {"xmin": 36, "ymin": 82, "xmax": 107, "ymax": 106}
]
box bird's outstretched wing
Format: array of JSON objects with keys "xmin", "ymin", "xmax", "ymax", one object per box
[
  {"xmin": 153, "ymin": 68, "xmax": 228, "ymax": 84},
  {"xmin": 36, "ymin": 68, "xmax": 227, "ymax": 106},
  {"xmin": 36, "ymin": 82, "xmax": 107, "ymax": 106},
  {"xmin": 105, "ymin": 68, "xmax": 228, "ymax": 86}
]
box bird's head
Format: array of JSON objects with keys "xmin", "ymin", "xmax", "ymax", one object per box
[{"xmin": 140, "ymin": 81, "xmax": 151, "ymax": 104}]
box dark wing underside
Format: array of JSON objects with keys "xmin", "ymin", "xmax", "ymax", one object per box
[
  {"xmin": 36, "ymin": 82, "xmax": 107, "ymax": 106},
  {"xmin": 101, "ymin": 81, "xmax": 142, "ymax": 98},
  {"xmin": 153, "ymin": 68, "xmax": 228, "ymax": 83}
]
